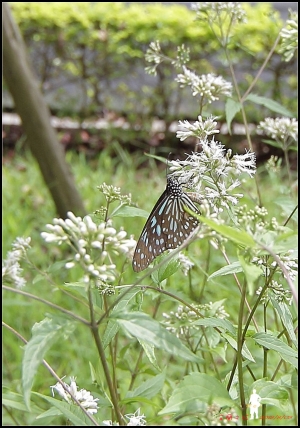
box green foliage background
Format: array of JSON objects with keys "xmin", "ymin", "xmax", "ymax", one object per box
[{"xmin": 8, "ymin": 2, "xmax": 297, "ymax": 121}]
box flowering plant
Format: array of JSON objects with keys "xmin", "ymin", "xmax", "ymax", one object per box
[{"xmin": 3, "ymin": 2, "xmax": 297, "ymax": 426}]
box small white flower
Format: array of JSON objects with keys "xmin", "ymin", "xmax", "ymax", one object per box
[
  {"xmin": 50, "ymin": 381, "xmax": 71, "ymax": 402},
  {"xmin": 192, "ymin": 2, "xmax": 246, "ymax": 24},
  {"xmin": 278, "ymin": 10, "xmax": 298, "ymax": 62},
  {"xmin": 51, "ymin": 377, "xmax": 99, "ymax": 415},
  {"xmin": 41, "ymin": 211, "xmax": 137, "ymax": 284},
  {"xmin": 84, "ymin": 215, "xmax": 98, "ymax": 232},
  {"xmin": 231, "ymin": 150, "xmax": 256, "ymax": 177},
  {"xmin": 176, "ymin": 115, "xmax": 220, "ymax": 141},
  {"xmin": 65, "ymin": 262, "xmax": 75, "ymax": 269},
  {"xmin": 178, "ymin": 253, "xmax": 194, "ymax": 276},
  {"xmin": 258, "ymin": 117, "xmax": 298, "ymax": 146},
  {"xmin": 125, "ymin": 408, "xmax": 147, "ymax": 426},
  {"xmin": 168, "ymin": 134, "xmax": 256, "ymax": 213},
  {"xmin": 176, "ymin": 67, "xmax": 232, "ymax": 103},
  {"xmin": 2, "ymin": 237, "xmax": 31, "ymax": 288}
]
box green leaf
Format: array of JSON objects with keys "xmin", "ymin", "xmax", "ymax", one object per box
[
  {"xmin": 22, "ymin": 318, "xmax": 75, "ymax": 410},
  {"xmin": 102, "ymin": 288, "xmax": 141, "ymax": 349},
  {"xmin": 225, "ymin": 98, "xmax": 242, "ymax": 134},
  {"xmin": 245, "ymin": 94, "xmax": 293, "ymax": 117},
  {"xmin": 126, "ymin": 371, "xmax": 166, "ymax": 399},
  {"xmin": 111, "ymin": 205, "xmax": 149, "ymax": 218},
  {"xmin": 270, "ymin": 298, "xmax": 297, "ymax": 348},
  {"xmin": 238, "ymin": 253, "xmax": 262, "ymax": 295},
  {"xmin": 151, "ymin": 257, "xmax": 180, "ymax": 284},
  {"xmin": 36, "ymin": 407, "xmax": 64, "ymax": 420},
  {"xmin": 159, "ymin": 373, "xmax": 234, "ymax": 415},
  {"xmin": 2, "ymin": 390, "xmax": 48, "ymax": 418},
  {"xmin": 272, "ymin": 229, "xmax": 298, "ymax": 254},
  {"xmin": 199, "ymin": 216, "xmax": 256, "ymax": 248},
  {"xmin": 111, "ymin": 311, "xmax": 203, "ymax": 363},
  {"xmin": 143, "ymin": 153, "xmax": 168, "ymax": 164},
  {"xmin": 274, "ymin": 199, "xmax": 298, "ymax": 223},
  {"xmin": 253, "ymin": 332, "xmax": 298, "ymax": 368},
  {"xmin": 2, "ymin": 393, "xmax": 30, "ymax": 412},
  {"xmin": 33, "ymin": 393, "xmax": 94, "ymax": 426},
  {"xmin": 248, "ymin": 379, "xmax": 291, "ymax": 413},
  {"xmin": 261, "ymin": 138, "xmax": 282, "ymax": 150},
  {"xmin": 222, "ymin": 333, "xmax": 255, "ymax": 362},
  {"xmin": 208, "ymin": 261, "xmax": 243, "ymax": 280},
  {"xmin": 192, "ymin": 317, "xmax": 236, "ymax": 335},
  {"xmin": 137, "ymin": 339, "xmax": 160, "ymax": 370}
]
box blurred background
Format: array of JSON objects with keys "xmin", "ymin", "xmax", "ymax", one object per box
[{"xmin": 3, "ymin": 2, "xmax": 298, "ymax": 164}]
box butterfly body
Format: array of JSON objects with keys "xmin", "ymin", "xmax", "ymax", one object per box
[{"xmin": 132, "ymin": 177, "xmax": 200, "ymax": 272}]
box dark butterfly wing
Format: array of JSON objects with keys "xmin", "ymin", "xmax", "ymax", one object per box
[{"xmin": 132, "ymin": 178, "xmax": 200, "ymax": 272}]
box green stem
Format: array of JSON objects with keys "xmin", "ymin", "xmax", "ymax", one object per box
[
  {"xmin": 237, "ymin": 280, "xmax": 248, "ymax": 425},
  {"xmin": 88, "ymin": 287, "xmax": 124, "ymax": 425}
]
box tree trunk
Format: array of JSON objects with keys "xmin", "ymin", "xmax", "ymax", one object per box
[{"xmin": 3, "ymin": 2, "xmax": 86, "ymax": 218}]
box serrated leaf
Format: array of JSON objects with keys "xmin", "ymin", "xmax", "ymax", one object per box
[
  {"xmin": 199, "ymin": 216, "xmax": 256, "ymax": 247},
  {"xmin": 111, "ymin": 311, "xmax": 203, "ymax": 363},
  {"xmin": 245, "ymin": 94, "xmax": 293, "ymax": 117},
  {"xmin": 208, "ymin": 261, "xmax": 243, "ymax": 280},
  {"xmin": 22, "ymin": 318, "xmax": 75, "ymax": 410},
  {"xmin": 111, "ymin": 205, "xmax": 149, "ymax": 218},
  {"xmin": 225, "ymin": 98, "xmax": 242, "ymax": 134},
  {"xmin": 159, "ymin": 373, "xmax": 234, "ymax": 415},
  {"xmin": 253, "ymin": 332, "xmax": 298, "ymax": 368}
]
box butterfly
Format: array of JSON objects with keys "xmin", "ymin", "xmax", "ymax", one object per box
[{"xmin": 132, "ymin": 176, "xmax": 200, "ymax": 272}]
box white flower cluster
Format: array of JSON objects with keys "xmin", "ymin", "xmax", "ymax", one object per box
[
  {"xmin": 272, "ymin": 252, "xmax": 298, "ymax": 283},
  {"xmin": 2, "ymin": 237, "xmax": 31, "ymax": 288},
  {"xmin": 145, "ymin": 40, "xmax": 162, "ymax": 75},
  {"xmin": 177, "ymin": 252, "xmax": 194, "ymax": 276},
  {"xmin": 51, "ymin": 377, "xmax": 99, "ymax": 415},
  {"xmin": 258, "ymin": 117, "xmax": 298, "ymax": 145},
  {"xmin": 279, "ymin": 10, "xmax": 298, "ymax": 62},
  {"xmin": 235, "ymin": 205, "xmax": 274, "ymax": 236},
  {"xmin": 253, "ymin": 249, "xmax": 297, "ymax": 302},
  {"xmin": 192, "ymin": 2, "xmax": 246, "ymax": 24},
  {"xmin": 41, "ymin": 212, "xmax": 136, "ymax": 283},
  {"xmin": 170, "ymin": 118, "xmax": 256, "ymax": 211},
  {"xmin": 177, "ymin": 115, "xmax": 220, "ymax": 141},
  {"xmin": 163, "ymin": 302, "xmax": 229, "ymax": 338},
  {"xmin": 171, "ymin": 44, "xmax": 190, "ymax": 69},
  {"xmin": 256, "ymin": 281, "xmax": 293, "ymax": 306},
  {"xmin": 176, "ymin": 67, "xmax": 232, "ymax": 103}
]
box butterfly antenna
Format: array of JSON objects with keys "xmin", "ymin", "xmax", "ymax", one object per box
[{"xmin": 166, "ymin": 152, "xmax": 173, "ymax": 178}]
